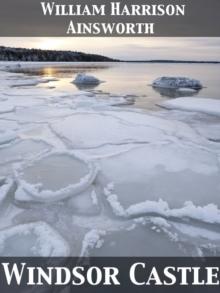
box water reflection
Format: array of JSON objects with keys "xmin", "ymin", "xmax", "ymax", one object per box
[
  {"xmin": 152, "ymin": 86, "xmax": 201, "ymax": 98},
  {"xmin": 10, "ymin": 63, "xmax": 112, "ymax": 78},
  {"xmin": 73, "ymin": 82, "xmax": 100, "ymax": 91}
]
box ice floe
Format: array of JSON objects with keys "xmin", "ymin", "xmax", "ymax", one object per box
[
  {"xmin": 73, "ymin": 73, "xmax": 101, "ymax": 85},
  {"xmin": 0, "ymin": 222, "xmax": 70, "ymax": 256},
  {"xmin": 160, "ymin": 97, "xmax": 220, "ymax": 117},
  {"xmin": 14, "ymin": 152, "xmax": 98, "ymax": 202},
  {"xmin": 152, "ymin": 77, "xmax": 203, "ymax": 89}
]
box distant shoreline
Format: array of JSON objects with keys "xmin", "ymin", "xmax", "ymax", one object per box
[
  {"xmin": 1, "ymin": 60, "xmax": 219, "ymax": 64},
  {"xmin": 0, "ymin": 46, "xmax": 219, "ymax": 64},
  {"xmin": 125, "ymin": 60, "xmax": 220, "ymax": 64}
]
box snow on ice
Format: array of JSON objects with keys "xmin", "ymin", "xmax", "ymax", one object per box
[
  {"xmin": 160, "ymin": 97, "xmax": 220, "ymax": 117},
  {"xmin": 126, "ymin": 199, "xmax": 220, "ymax": 225},
  {"xmin": 80, "ymin": 229, "xmax": 106, "ymax": 257}
]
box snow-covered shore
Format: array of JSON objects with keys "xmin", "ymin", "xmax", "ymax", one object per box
[{"xmin": 0, "ymin": 62, "xmax": 220, "ymax": 257}]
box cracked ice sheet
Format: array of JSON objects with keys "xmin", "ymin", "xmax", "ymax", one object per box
[
  {"xmin": 148, "ymin": 217, "xmax": 220, "ymax": 256},
  {"xmin": 100, "ymin": 144, "xmax": 220, "ymax": 209},
  {"xmin": 1, "ymin": 104, "xmax": 74, "ymax": 124},
  {"xmin": 154, "ymin": 109, "xmax": 220, "ymax": 148},
  {"xmin": 1, "ymin": 65, "xmax": 220, "ymax": 257},
  {"xmin": 51, "ymin": 112, "xmax": 161, "ymax": 149},
  {"xmin": 142, "ymin": 217, "xmax": 220, "ymax": 256},
  {"xmin": 87, "ymin": 213, "xmax": 220, "ymax": 257},
  {"xmin": 2, "ymin": 86, "xmax": 67, "ymax": 100},
  {"xmin": 0, "ymin": 119, "xmax": 20, "ymax": 133},
  {"xmin": 74, "ymin": 216, "xmax": 220, "ymax": 256},
  {"xmin": 0, "ymin": 139, "xmax": 51, "ymax": 165},
  {"xmin": 0, "ymin": 130, "xmax": 17, "ymax": 145},
  {"xmin": 20, "ymin": 124, "xmax": 66, "ymax": 149},
  {"xmin": 51, "ymin": 109, "xmax": 205, "ymax": 154},
  {"xmin": 0, "ymin": 139, "xmax": 52, "ymax": 178},
  {"xmin": 0, "ymin": 95, "xmax": 48, "ymax": 109},
  {"xmin": 90, "ymin": 221, "xmax": 186, "ymax": 257}
]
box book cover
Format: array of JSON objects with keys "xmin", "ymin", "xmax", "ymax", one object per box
[{"xmin": 0, "ymin": 0, "xmax": 220, "ymax": 292}]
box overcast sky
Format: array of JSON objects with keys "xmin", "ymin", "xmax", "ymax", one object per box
[{"xmin": 0, "ymin": 37, "xmax": 220, "ymax": 61}]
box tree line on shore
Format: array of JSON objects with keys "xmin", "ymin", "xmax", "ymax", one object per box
[{"xmin": 0, "ymin": 46, "xmax": 116, "ymax": 62}]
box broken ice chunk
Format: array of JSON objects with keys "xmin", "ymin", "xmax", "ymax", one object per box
[
  {"xmin": 152, "ymin": 77, "xmax": 202, "ymax": 89},
  {"xmin": 0, "ymin": 222, "xmax": 70, "ymax": 256},
  {"xmin": 73, "ymin": 73, "xmax": 101, "ymax": 85}
]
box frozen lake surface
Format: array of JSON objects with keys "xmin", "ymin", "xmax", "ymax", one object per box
[{"xmin": 0, "ymin": 61, "xmax": 220, "ymax": 257}]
